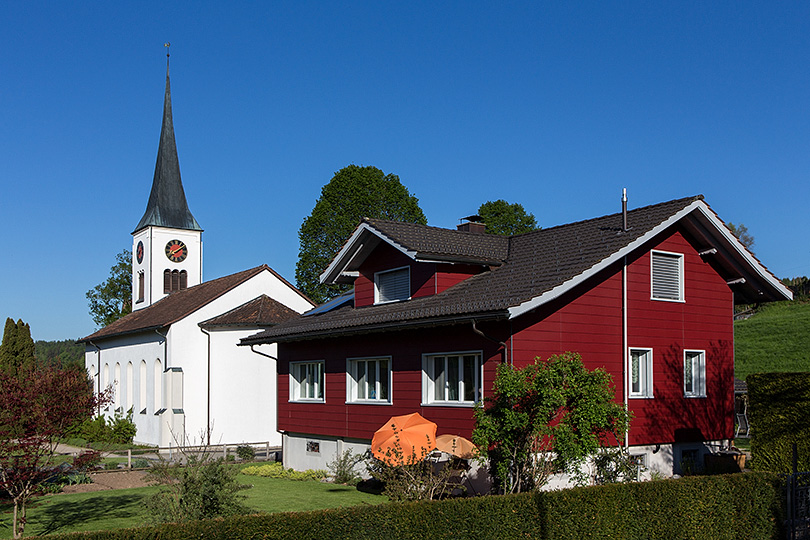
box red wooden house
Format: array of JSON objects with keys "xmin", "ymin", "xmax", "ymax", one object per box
[{"xmin": 243, "ymin": 195, "xmax": 791, "ymax": 478}]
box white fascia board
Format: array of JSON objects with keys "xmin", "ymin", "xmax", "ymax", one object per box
[
  {"xmin": 695, "ymin": 202, "xmax": 793, "ymax": 301},
  {"xmin": 507, "ymin": 200, "xmax": 791, "ymax": 320},
  {"xmin": 319, "ymin": 223, "xmax": 418, "ymax": 285}
]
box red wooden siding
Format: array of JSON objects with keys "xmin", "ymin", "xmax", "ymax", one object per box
[
  {"xmin": 277, "ymin": 326, "xmax": 502, "ymax": 441},
  {"xmin": 354, "ymin": 243, "xmax": 487, "ymax": 307}
]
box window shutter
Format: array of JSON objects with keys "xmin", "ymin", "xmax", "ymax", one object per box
[
  {"xmin": 377, "ymin": 268, "xmax": 410, "ymax": 303},
  {"xmin": 652, "ymin": 252, "xmax": 682, "ymax": 300}
]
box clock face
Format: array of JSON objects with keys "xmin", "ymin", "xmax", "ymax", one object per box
[
  {"xmin": 165, "ymin": 240, "xmax": 188, "ymax": 263},
  {"xmin": 136, "ymin": 241, "xmax": 144, "ymax": 264}
]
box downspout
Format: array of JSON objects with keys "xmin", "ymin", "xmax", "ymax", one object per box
[
  {"xmin": 88, "ymin": 340, "xmax": 102, "ymax": 415},
  {"xmin": 471, "ymin": 320, "xmax": 508, "ymax": 365},
  {"xmin": 200, "ymin": 326, "xmax": 212, "ymax": 446},
  {"xmin": 622, "ymin": 255, "xmax": 629, "ymax": 448},
  {"xmin": 249, "ymin": 344, "xmax": 279, "ymax": 362}
]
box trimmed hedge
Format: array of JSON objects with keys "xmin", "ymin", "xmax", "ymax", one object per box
[
  {"xmin": 748, "ymin": 372, "xmax": 810, "ymax": 473},
  {"xmin": 43, "ymin": 473, "xmax": 782, "ymax": 540}
]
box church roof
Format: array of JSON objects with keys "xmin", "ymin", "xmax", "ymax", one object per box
[
  {"xmin": 80, "ymin": 265, "xmax": 299, "ymax": 342},
  {"xmin": 199, "ymin": 295, "xmax": 300, "ymax": 328},
  {"xmin": 133, "ymin": 57, "xmax": 202, "ymax": 234}
]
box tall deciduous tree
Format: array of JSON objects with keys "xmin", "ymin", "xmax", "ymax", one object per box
[
  {"xmin": 472, "ymin": 352, "xmax": 630, "ymax": 494},
  {"xmin": 296, "ymin": 165, "xmax": 427, "ymax": 303},
  {"xmin": 0, "ymin": 318, "xmax": 36, "ymax": 377},
  {"xmin": 86, "ymin": 249, "xmax": 132, "ymax": 327},
  {"xmin": 477, "ymin": 199, "xmax": 538, "ymax": 236},
  {"xmin": 727, "ymin": 222, "xmax": 755, "ymax": 253},
  {"xmin": 0, "ymin": 364, "xmax": 109, "ymax": 539}
]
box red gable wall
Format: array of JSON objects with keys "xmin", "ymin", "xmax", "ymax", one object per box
[
  {"xmin": 354, "ymin": 242, "xmax": 486, "ymax": 307},
  {"xmin": 278, "ymin": 224, "xmax": 734, "ymax": 446}
]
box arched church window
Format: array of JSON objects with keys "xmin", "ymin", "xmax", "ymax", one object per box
[
  {"xmin": 140, "ymin": 360, "xmax": 147, "ymax": 414},
  {"xmin": 164, "ymin": 270, "xmax": 171, "ymax": 293},
  {"xmin": 114, "ymin": 363, "xmax": 121, "ymax": 410},
  {"xmin": 154, "ymin": 358, "xmax": 163, "ymax": 412},
  {"xmin": 126, "ymin": 362, "xmax": 134, "ymax": 411},
  {"xmin": 172, "ymin": 270, "xmax": 180, "ymax": 292},
  {"xmin": 180, "ymin": 270, "xmax": 187, "ymax": 290},
  {"xmin": 138, "ymin": 271, "xmax": 145, "ymax": 302}
]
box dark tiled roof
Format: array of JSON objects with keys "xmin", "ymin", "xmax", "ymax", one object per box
[
  {"xmin": 364, "ymin": 218, "xmax": 510, "ymax": 264},
  {"xmin": 81, "ymin": 265, "xmax": 291, "ymax": 342},
  {"xmin": 133, "ymin": 61, "xmax": 202, "ymax": 234},
  {"xmin": 243, "ymin": 196, "xmax": 703, "ymax": 344},
  {"xmin": 199, "ymin": 295, "xmax": 300, "ymax": 327}
]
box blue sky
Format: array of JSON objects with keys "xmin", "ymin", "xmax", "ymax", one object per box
[{"xmin": 2, "ymin": 2, "xmax": 808, "ymax": 341}]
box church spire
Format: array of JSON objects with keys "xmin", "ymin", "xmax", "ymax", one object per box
[{"xmin": 134, "ymin": 47, "xmax": 202, "ymax": 234}]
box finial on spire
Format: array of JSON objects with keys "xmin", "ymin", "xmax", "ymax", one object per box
[{"xmin": 164, "ymin": 42, "xmax": 171, "ymax": 57}]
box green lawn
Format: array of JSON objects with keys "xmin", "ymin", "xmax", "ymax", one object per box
[
  {"xmin": 735, "ymin": 301, "xmax": 810, "ymax": 381},
  {"xmin": 0, "ymin": 473, "xmax": 385, "ymax": 538}
]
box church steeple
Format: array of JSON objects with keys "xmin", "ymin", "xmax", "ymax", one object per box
[
  {"xmin": 133, "ymin": 51, "xmax": 202, "ymax": 234},
  {"xmin": 131, "ymin": 48, "xmax": 204, "ymax": 311}
]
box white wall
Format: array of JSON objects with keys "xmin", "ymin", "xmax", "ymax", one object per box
[{"xmin": 88, "ymin": 267, "xmax": 313, "ymax": 448}]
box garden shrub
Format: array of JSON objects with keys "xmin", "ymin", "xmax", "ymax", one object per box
[
  {"xmin": 71, "ymin": 408, "xmax": 137, "ymax": 445},
  {"xmin": 236, "ymin": 444, "xmax": 254, "ymax": 461},
  {"xmin": 748, "ymin": 372, "xmax": 810, "ymax": 472},
  {"xmin": 241, "ymin": 462, "xmax": 327, "ymax": 481},
  {"xmin": 328, "ymin": 449, "xmax": 364, "ymax": 485}
]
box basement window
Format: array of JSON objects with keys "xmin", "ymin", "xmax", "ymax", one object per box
[
  {"xmin": 651, "ymin": 250, "xmax": 684, "ymax": 302},
  {"xmin": 375, "ymin": 267, "xmax": 410, "ymax": 304}
]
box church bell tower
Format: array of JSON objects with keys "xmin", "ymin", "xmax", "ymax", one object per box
[{"xmin": 132, "ymin": 50, "xmax": 203, "ymax": 310}]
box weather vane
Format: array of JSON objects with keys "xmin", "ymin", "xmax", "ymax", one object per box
[{"xmin": 164, "ymin": 42, "xmax": 170, "ymax": 58}]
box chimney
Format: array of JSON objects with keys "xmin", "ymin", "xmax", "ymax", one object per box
[
  {"xmin": 457, "ymin": 215, "xmax": 486, "ymax": 234},
  {"xmin": 622, "ymin": 188, "xmax": 628, "ymax": 232}
]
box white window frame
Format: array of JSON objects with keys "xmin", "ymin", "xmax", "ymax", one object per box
[
  {"xmin": 290, "ymin": 361, "xmax": 325, "ymax": 402},
  {"xmin": 683, "ymin": 350, "xmax": 706, "ymax": 398},
  {"xmin": 422, "ymin": 351, "xmax": 483, "ymax": 406},
  {"xmin": 374, "ymin": 266, "xmax": 411, "ymax": 304},
  {"xmin": 650, "ymin": 250, "xmax": 684, "ymax": 302},
  {"xmin": 629, "ymin": 348, "xmax": 653, "ymax": 398},
  {"xmin": 346, "ymin": 356, "xmax": 392, "ymax": 404}
]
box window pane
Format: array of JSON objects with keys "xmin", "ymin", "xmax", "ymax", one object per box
[
  {"xmin": 434, "ymin": 357, "xmax": 445, "ymax": 401},
  {"xmin": 463, "ymin": 355, "xmax": 476, "ymax": 402},
  {"xmin": 631, "ymin": 352, "xmax": 641, "ymax": 394},
  {"xmin": 380, "ymin": 359, "xmax": 389, "ymax": 400},
  {"xmin": 357, "ymin": 361, "xmax": 366, "ymax": 399},
  {"xmin": 368, "ymin": 361, "xmax": 377, "ymax": 399},
  {"xmin": 684, "ymin": 355, "xmax": 693, "ymax": 393},
  {"xmin": 316, "ymin": 363, "xmax": 323, "ymax": 399},
  {"xmin": 447, "ymin": 356, "xmax": 459, "ymax": 401}
]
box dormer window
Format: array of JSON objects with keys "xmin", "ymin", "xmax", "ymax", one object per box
[{"xmin": 375, "ymin": 267, "xmax": 410, "ymax": 304}]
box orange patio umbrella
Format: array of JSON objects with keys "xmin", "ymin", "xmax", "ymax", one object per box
[
  {"xmin": 371, "ymin": 412, "xmax": 437, "ymax": 465},
  {"xmin": 436, "ymin": 434, "xmax": 479, "ymax": 459}
]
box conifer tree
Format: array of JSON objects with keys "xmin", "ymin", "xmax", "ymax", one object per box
[{"xmin": 0, "ymin": 318, "xmax": 36, "ymax": 377}]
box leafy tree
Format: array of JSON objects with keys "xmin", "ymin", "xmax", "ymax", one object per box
[
  {"xmin": 296, "ymin": 165, "xmax": 427, "ymax": 303},
  {"xmin": 472, "ymin": 352, "xmax": 630, "ymax": 494},
  {"xmin": 86, "ymin": 249, "xmax": 132, "ymax": 327},
  {"xmin": 0, "ymin": 318, "xmax": 37, "ymax": 377},
  {"xmin": 727, "ymin": 222, "xmax": 755, "ymax": 253},
  {"xmin": 477, "ymin": 199, "xmax": 538, "ymax": 236},
  {"xmin": 0, "ymin": 364, "xmax": 109, "ymax": 538}
]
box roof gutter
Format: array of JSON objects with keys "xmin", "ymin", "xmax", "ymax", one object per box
[{"xmin": 241, "ymin": 311, "xmax": 509, "ymax": 345}]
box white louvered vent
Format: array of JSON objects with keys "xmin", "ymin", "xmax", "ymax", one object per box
[
  {"xmin": 651, "ymin": 251, "xmax": 683, "ymax": 301},
  {"xmin": 376, "ymin": 267, "xmax": 410, "ymax": 303}
]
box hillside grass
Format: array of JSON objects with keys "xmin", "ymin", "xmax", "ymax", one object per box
[
  {"xmin": 735, "ymin": 301, "xmax": 810, "ymax": 381},
  {"xmin": 0, "ymin": 470, "xmax": 384, "ymax": 538}
]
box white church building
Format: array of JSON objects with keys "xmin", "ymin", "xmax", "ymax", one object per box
[{"xmin": 81, "ymin": 58, "xmax": 313, "ymax": 448}]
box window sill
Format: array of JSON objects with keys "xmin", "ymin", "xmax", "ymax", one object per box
[
  {"xmin": 420, "ymin": 401, "xmax": 478, "ymax": 408},
  {"xmin": 628, "ymin": 395, "xmax": 655, "ymax": 400},
  {"xmin": 346, "ymin": 400, "xmax": 393, "ymax": 406},
  {"xmin": 684, "ymin": 395, "xmax": 707, "ymax": 399},
  {"xmin": 289, "ymin": 399, "xmax": 325, "ymax": 404},
  {"xmin": 650, "ymin": 297, "xmax": 685, "ymax": 303}
]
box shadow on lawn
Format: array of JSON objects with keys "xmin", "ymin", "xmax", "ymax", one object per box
[{"xmin": 27, "ymin": 493, "xmax": 145, "ymax": 536}]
